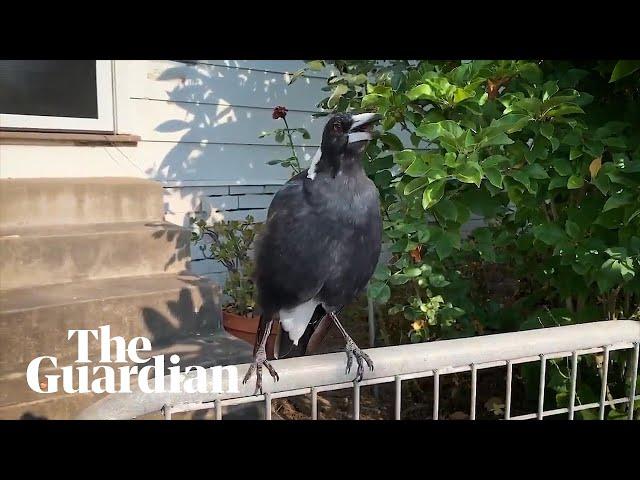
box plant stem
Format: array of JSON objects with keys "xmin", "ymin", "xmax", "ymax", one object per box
[{"xmin": 282, "ymin": 117, "xmax": 301, "ymax": 174}]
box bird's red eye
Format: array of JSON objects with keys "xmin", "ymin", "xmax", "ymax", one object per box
[{"xmin": 333, "ymin": 123, "xmax": 343, "ymax": 133}]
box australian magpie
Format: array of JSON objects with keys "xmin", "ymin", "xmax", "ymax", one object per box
[{"xmin": 243, "ymin": 112, "xmax": 383, "ymax": 394}]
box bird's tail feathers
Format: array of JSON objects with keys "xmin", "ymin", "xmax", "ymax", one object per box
[{"xmin": 275, "ymin": 304, "xmax": 327, "ymax": 359}]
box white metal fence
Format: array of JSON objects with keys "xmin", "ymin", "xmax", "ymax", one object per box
[{"xmin": 76, "ymin": 320, "xmax": 640, "ymax": 420}]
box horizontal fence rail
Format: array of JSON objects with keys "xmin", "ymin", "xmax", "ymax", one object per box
[{"xmin": 76, "ymin": 320, "xmax": 640, "ymax": 420}]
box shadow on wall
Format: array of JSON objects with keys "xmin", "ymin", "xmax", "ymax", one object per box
[{"xmin": 148, "ymin": 61, "xmax": 321, "ymax": 220}]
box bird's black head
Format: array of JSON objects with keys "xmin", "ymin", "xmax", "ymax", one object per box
[{"xmin": 311, "ymin": 112, "xmax": 381, "ymax": 178}]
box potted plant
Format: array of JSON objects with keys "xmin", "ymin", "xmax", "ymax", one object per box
[
  {"xmin": 190, "ymin": 215, "xmax": 279, "ymax": 356},
  {"xmin": 190, "ymin": 106, "xmax": 309, "ymax": 355}
]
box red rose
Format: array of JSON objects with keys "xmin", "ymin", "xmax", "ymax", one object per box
[{"xmin": 272, "ymin": 106, "xmax": 288, "ymax": 120}]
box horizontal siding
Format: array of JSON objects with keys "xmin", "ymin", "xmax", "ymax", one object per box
[
  {"xmin": 132, "ymin": 60, "xmax": 328, "ymax": 112},
  {"xmin": 132, "ymin": 98, "xmax": 323, "ymax": 145},
  {"xmin": 184, "ymin": 60, "xmax": 338, "ymax": 78},
  {"xmin": 138, "ymin": 141, "xmax": 318, "ymax": 184}
]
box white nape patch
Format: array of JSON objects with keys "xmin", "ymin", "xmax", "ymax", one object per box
[
  {"xmin": 279, "ymin": 300, "xmax": 319, "ymax": 345},
  {"xmin": 348, "ymin": 132, "xmax": 373, "ymax": 144},
  {"xmin": 306, "ymin": 146, "xmax": 323, "ymax": 180}
]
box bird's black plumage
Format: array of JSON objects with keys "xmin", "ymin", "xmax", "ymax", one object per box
[{"xmin": 243, "ymin": 112, "xmax": 382, "ymax": 392}]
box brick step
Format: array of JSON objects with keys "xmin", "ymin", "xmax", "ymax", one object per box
[
  {"xmin": 0, "ymin": 273, "xmax": 223, "ymax": 376},
  {"xmin": 0, "ymin": 177, "xmax": 164, "ymax": 228},
  {"xmin": 0, "ymin": 221, "xmax": 191, "ymax": 289}
]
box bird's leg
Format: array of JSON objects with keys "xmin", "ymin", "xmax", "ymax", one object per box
[
  {"xmin": 328, "ymin": 312, "xmax": 374, "ymax": 382},
  {"xmin": 242, "ymin": 319, "xmax": 279, "ymax": 395}
]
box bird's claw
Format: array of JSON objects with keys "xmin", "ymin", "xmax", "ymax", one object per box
[
  {"xmin": 345, "ymin": 338, "xmax": 374, "ymax": 383},
  {"xmin": 242, "ymin": 345, "xmax": 279, "ymax": 395}
]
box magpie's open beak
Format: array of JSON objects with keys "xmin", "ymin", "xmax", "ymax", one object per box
[{"xmin": 348, "ymin": 113, "xmax": 382, "ymax": 144}]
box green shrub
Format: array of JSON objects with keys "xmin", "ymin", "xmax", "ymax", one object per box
[{"xmin": 299, "ymin": 60, "xmax": 639, "ymax": 418}]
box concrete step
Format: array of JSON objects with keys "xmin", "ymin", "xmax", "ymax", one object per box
[
  {"xmin": 0, "ymin": 273, "xmax": 223, "ymax": 376},
  {"xmin": 0, "ymin": 221, "xmax": 191, "ymax": 289},
  {"xmin": 0, "ymin": 330, "xmax": 259, "ymax": 420},
  {"xmin": 0, "ymin": 177, "xmax": 164, "ymax": 228}
]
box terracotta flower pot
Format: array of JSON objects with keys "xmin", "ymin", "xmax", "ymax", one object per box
[{"xmin": 222, "ymin": 310, "xmax": 279, "ymax": 358}]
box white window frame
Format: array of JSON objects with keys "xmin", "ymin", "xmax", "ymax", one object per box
[{"xmin": 0, "ymin": 60, "xmax": 115, "ymax": 132}]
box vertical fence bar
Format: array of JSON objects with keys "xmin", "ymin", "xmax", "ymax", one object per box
[
  {"xmin": 265, "ymin": 393, "xmax": 272, "ymax": 420},
  {"xmin": 470, "ymin": 364, "xmax": 477, "ymax": 420},
  {"xmin": 215, "ymin": 399, "xmax": 222, "ymax": 420},
  {"xmin": 368, "ymin": 296, "xmax": 380, "ymax": 400},
  {"xmin": 433, "ymin": 370, "xmax": 440, "ymax": 420},
  {"xmin": 537, "ymin": 355, "xmax": 547, "ymax": 420},
  {"xmin": 311, "ymin": 387, "xmax": 318, "ymax": 420},
  {"xmin": 599, "ymin": 346, "xmax": 610, "ymax": 420},
  {"xmin": 368, "ymin": 295, "xmax": 375, "ymax": 349},
  {"xmin": 162, "ymin": 405, "xmax": 172, "ymax": 420},
  {"xmin": 394, "ymin": 376, "xmax": 402, "ymax": 420},
  {"xmin": 628, "ymin": 342, "xmax": 639, "ymax": 420},
  {"xmin": 505, "ymin": 361, "xmax": 513, "ymax": 420},
  {"xmin": 353, "ymin": 383, "xmax": 360, "ymax": 420},
  {"xmin": 568, "ymin": 351, "xmax": 578, "ymax": 420}
]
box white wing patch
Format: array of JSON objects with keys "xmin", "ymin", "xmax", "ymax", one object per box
[
  {"xmin": 279, "ymin": 299, "xmax": 319, "ymax": 345},
  {"xmin": 306, "ymin": 146, "xmax": 323, "ymax": 180}
]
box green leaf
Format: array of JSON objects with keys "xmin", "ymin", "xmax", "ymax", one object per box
[
  {"xmin": 542, "ymin": 80, "xmax": 559, "ymax": 101},
  {"xmin": 368, "ymin": 281, "xmax": 390, "ymax": 302},
  {"xmin": 546, "ymin": 105, "xmax": 585, "ymax": 117},
  {"xmin": 605, "ymin": 247, "xmax": 627, "ymax": 260},
  {"xmin": 406, "ymin": 84, "xmax": 436, "ymax": 101},
  {"xmin": 525, "ymin": 164, "xmax": 549, "ymax": 180},
  {"xmin": 428, "ymin": 273, "xmax": 451, "ymax": 287},
  {"xmin": 405, "ymin": 156, "xmax": 429, "ymax": 177},
  {"xmin": 567, "ymin": 175, "xmax": 585, "ymax": 189},
  {"xmin": 434, "ymin": 198, "xmax": 457, "ymax": 221},
  {"xmin": 389, "ymin": 273, "xmax": 411, "ymax": 285},
  {"xmin": 394, "ymin": 149, "xmax": 416, "ymax": 167},
  {"xmin": 479, "ymin": 131, "xmax": 514, "ymax": 148},
  {"xmin": 493, "ymin": 113, "xmax": 532, "ymax": 133},
  {"xmin": 403, "ymin": 176, "xmax": 429, "ymax": 195},
  {"xmin": 373, "ymin": 264, "xmax": 391, "ymax": 281},
  {"xmin": 275, "ymin": 130, "xmax": 285, "ymax": 143},
  {"xmin": 533, "ymin": 223, "xmax": 569, "ymax": 246},
  {"xmin": 426, "ymin": 167, "xmax": 448, "ymax": 183},
  {"xmin": 380, "ymin": 132, "xmax": 404, "ymax": 151},
  {"xmin": 298, "ymin": 128, "xmax": 311, "ymax": 139},
  {"xmin": 454, "ymin": 162, "xmax": 483, "ymax": 187},
  {"xmin": 540, "ymin": 123, "xmax": 554, "ymax": 140},
  {"xmin": 510, "ymin": 170, "xmax": 531, "ymax": 191},
  {"xmin": 327, "ymin": 84, "xmax": 348, "ymax": 109},
  {"xmin": 288, "ymin": 68, "xmax": 306, "ymax": 85},
  {"xmin": 603, "ymin": 191, "xmax": 634, "ymax": 212},
  {"xmin": 404, "ymin": 267, "xmax": 422, "ymax": 277},
  {"xmin": 552, "ymin": 158, "xmax": 573, "ymax": 176},
  {"xmin": 361, "ymin": 94, "xmax": 388, "ymax": 109},
  {"xmin": 565, "ymin": 220, "xmax": 581, "ymax": 239},
  {"xmin": 569, "ymin": 146, "xmax": 583, "ymax": 160},
  {"xmin": 609, "ymin": 60, "xmax": 640, "ymax": 82},
  {"xmin": 482, "ymin": 155, "xmax": 512, "ymax": 169},
  {"xmin": 307, "ymin": 60, "xmax": 325, "ymax": 71},
  {"xmin": 453, "ymin": 87, "xmax": 474, "ymax": 104},
  {"xmin": 416, "ymin": 120, "xmax": 463, "ymax": 141},
  {"xmin": 484, "ymin": 167, "xmax": 504, "ymax": 188},
  {"xmin": 443, "ymin": 152, "xmax": 460, "ymax": 167},
  {"xmin": 548, "ymin": 175, "xmax": 568, "ymax": 190},
  {"xmin": 422, "ymin": 179, "xmax": 445, "ymax": 209}
]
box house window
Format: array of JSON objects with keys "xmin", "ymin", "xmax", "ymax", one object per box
[{"xmin": 0, "ymin": 60, "xmax": 114, "ymax": 132}]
